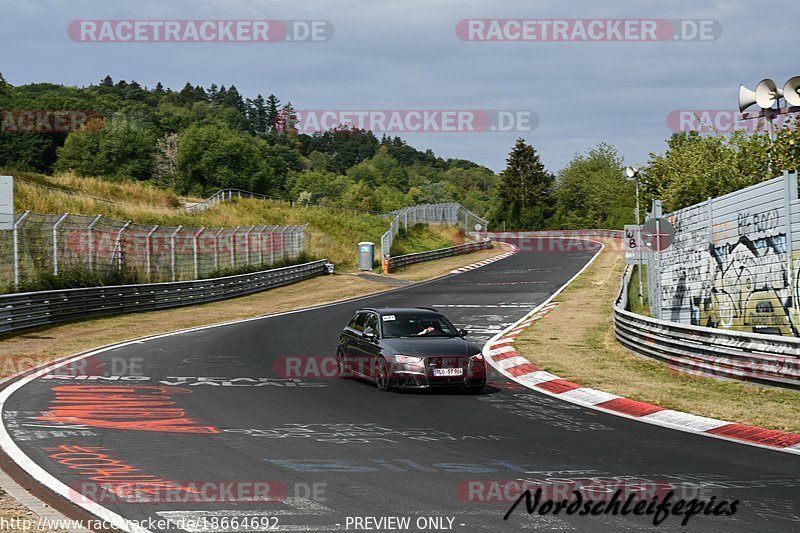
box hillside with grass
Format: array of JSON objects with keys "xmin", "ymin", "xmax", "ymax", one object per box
[{"xmin": 8, "ymin": 169, "xmax": 461, "ymax": 272}]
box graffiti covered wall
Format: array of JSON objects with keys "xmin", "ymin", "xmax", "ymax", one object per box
[{"xmin": 655, "ymin": 172, "xmax": 800, "ymax": 336}]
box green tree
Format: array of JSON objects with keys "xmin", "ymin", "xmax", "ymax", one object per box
[
  {"xmin": 265, "ymin": 94, "xmax": 281, "ymax": 132},
  {"xmin": 56, "ymin": 116, "xmax": 157, "ymax": 180},
  {"xmin": 176, "ymin": 124, "xmax": 275, "ymax": 194},
  {"xmin": 0, "ymin": 72, "xmax": 9, "ymax": 96},
  {"xmin": 491, "ymin": 138, "xmax": 554, "ymax": 230},
  {"xmin": 554, "ymin": 143, "xmax": 634, "ymax": 229},
  {"xmin": 642, "ymin": 131, "xmax": 769, "ymax": 212}
]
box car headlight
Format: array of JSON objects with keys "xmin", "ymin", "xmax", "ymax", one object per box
[
  {"xmin": 469, "ymin": 353, "xmax": 484, "ymax": 362},
  {"xmin": 395, "ymin": 355, "xmax": 424, "ymax": 365}
]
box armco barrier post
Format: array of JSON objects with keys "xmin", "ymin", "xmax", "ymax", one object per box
[{"xmin": 51, "ymin": 213, "xmax": 68, "ymax": 276}]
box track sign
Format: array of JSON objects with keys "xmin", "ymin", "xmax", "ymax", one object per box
[
  {"xmin": 641, "ymin": 217, "xmax": 675, "ymax": 252},
  {"xmin": 624, "ymin": 224, "xmax": 647, "ymax": 265},
  {"xmin": 0, "ymin": 176, "xmax": 12, "ymax": 230}
]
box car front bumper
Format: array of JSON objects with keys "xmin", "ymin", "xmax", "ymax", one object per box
[{"xmin": 389, "ymin": 360, "xmax": 487, "ymax": 388}]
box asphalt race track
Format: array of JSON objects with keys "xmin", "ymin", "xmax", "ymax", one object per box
[{"xmin": 2, "ymin": 238, "xmax": 799, "ymax": 532}]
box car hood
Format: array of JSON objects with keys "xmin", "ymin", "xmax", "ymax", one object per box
[{"xmin": 382, "ymin": 337, "xmax": 481, "ymax": 357}]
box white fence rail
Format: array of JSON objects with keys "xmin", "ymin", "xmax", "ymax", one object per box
[{"xmin": 380, "ymin": 203, "xmax": 488, "ymax": 260}]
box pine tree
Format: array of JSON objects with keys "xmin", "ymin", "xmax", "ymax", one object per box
[
  {"xmin": 495, "ymin": 138, "xmax": 554, "ymax": 230},
  {"xmin": 154, "ymin": 82, "xmax": 164, "ymax": 94},
  {"xmin": 225, "ymin": 85, "xmax": 245, "ymax": 113},
  {"xmin": 281, "ymin": 102, "xmax": 297, "ymax": 133},
  {"xmin": 178, "ymin": 82, "xmax": 195, "ymax": 103},
  {"xmin": 249, "ymin": 94, "xmax": 268, "ymax": 133},
  {"xmin": 101, "ymin": 75, "xmax": 114, "ymax": 87},
  {"xmin": 265, "ymin": 94, "xmax": 281, "ymax": 131},
  {"xmin": 214, "ymin": 85, "xmax": 228, "ymax": 105},
  {"xmin": 208, "ymin": 83, "xmax": 218, "ymax": 102}
]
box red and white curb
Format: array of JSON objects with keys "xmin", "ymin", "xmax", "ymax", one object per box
[
  {"xmin": 483, "ymin": 246, "xmax": 800, "ymax": 455},
  {"xmin": 450, "ymin": 244, "xmax": 519, "ymax": 274}
]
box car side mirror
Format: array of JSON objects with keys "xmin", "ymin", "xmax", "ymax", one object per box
[
  {"xmin": 459, "ymin": 329, "xmax": 469, "ymax": 337},
  {"xmin": 363, "ymin": 328, "xmax": 377, "ymax": 341}
]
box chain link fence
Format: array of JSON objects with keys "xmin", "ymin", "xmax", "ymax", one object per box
[
  {"xmin": 380, "ymin": 203, "xmax": 489, "ymax": 259},
  {"xmin": 0, "ymin": 211, "xmax": 306, "ymax": 291}
]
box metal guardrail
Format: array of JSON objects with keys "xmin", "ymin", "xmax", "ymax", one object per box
[
  {"xmin": 613, "ymin": 265, "xmax": 800, "ymax": 390},
  {"xmin": 385, "ymin": 241, "xmax": 492, "ymax": 273},
  {"xmin": 0, "ymin": 260, "xmax": 329, "ymax": 335}
]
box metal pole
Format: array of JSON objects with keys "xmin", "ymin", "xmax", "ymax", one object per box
[
  {"xmin": 269, "ymin": 227, "xmax": 277, "ymax": 264},
  {"xmin": 213, "ymin": 228, "xmax": 224, "ymax": 271},
  {"xmin": 115, "ymin": 221, "xmax": 131, "ymax": 273},
  {"xmin": 193, "ymin": 227, "xmax": 205, "ymax": 279},
  {"xmin": 145, "ymin": 225, "xmax": 159, "ymax": 279},
  {"xmin": 278, "ymin": 227, "xmax": 288, "ymax": 261},
  {"xmin": 244, "ymin": 226, "xmax": 255, "ymax": 265},
  {"xmin": 635, "ymin": 177, "xmax": 643, "ymax": 306},
  {"xmin": 12, "ymin": 211, "xmax": 31, "ymax": 289},
  {"xmin": 257, "ymin": 225, "xmax": 267, "ymax": 265},
  {"xmin": 87, "ymin": 214, "xmax": 102, "ymax": 273},
  {"xmin": 52, "ymin": 213, "xmax": 69, "ymax": 276},
  {"xmin": 230, "ymin": 226, "xmax": 240, "ymax": 269},
  {"xmin": 170, "ymin": 226, "xmax": 182, "ymax": 282}
]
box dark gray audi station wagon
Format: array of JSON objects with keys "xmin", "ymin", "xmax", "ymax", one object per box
[{"xmin": 337, "ymin": 307, "xmax": 487, "ymax": 392}]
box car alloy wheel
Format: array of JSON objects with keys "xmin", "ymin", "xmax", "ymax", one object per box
[
  {"xmin": 375, "ymin": 357, "xmax": 391, "ymax": 391},
  {"xmin": 336, "ymin": 349, "xmax": 350, "ymax": 378}
]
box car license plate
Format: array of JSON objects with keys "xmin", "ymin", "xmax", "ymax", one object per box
[{"xmin": 433, "ymin": 368, "xmax": 463, "ymax": 377}]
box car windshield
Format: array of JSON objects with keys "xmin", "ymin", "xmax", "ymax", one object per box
[{"xmin": 381, "ymin": 313, "xmax": 459, "ymax": 338}]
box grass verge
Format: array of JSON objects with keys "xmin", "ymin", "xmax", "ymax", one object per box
[{"xmin": 514, "ymin": 238, "xmax": 800, "ymax": 434}]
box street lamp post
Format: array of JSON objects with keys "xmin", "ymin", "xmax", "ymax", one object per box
[{"xmin": 626, "ymin": 166, "xmax": 644, "ymax": 307}]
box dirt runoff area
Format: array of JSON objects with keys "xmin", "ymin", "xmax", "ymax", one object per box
[{"xmin": 514, "ymin": 237, "xmax": 800, "ymax": 434}]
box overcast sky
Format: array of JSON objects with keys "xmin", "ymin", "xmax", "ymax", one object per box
[{"xmin": 1, "ymin": 0, "xmax": 796, "ymax": 173}]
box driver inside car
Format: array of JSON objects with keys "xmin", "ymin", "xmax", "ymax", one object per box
[{"xmin": 415, "ymin": 320, "xmax": 437, "ymax": 336}]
